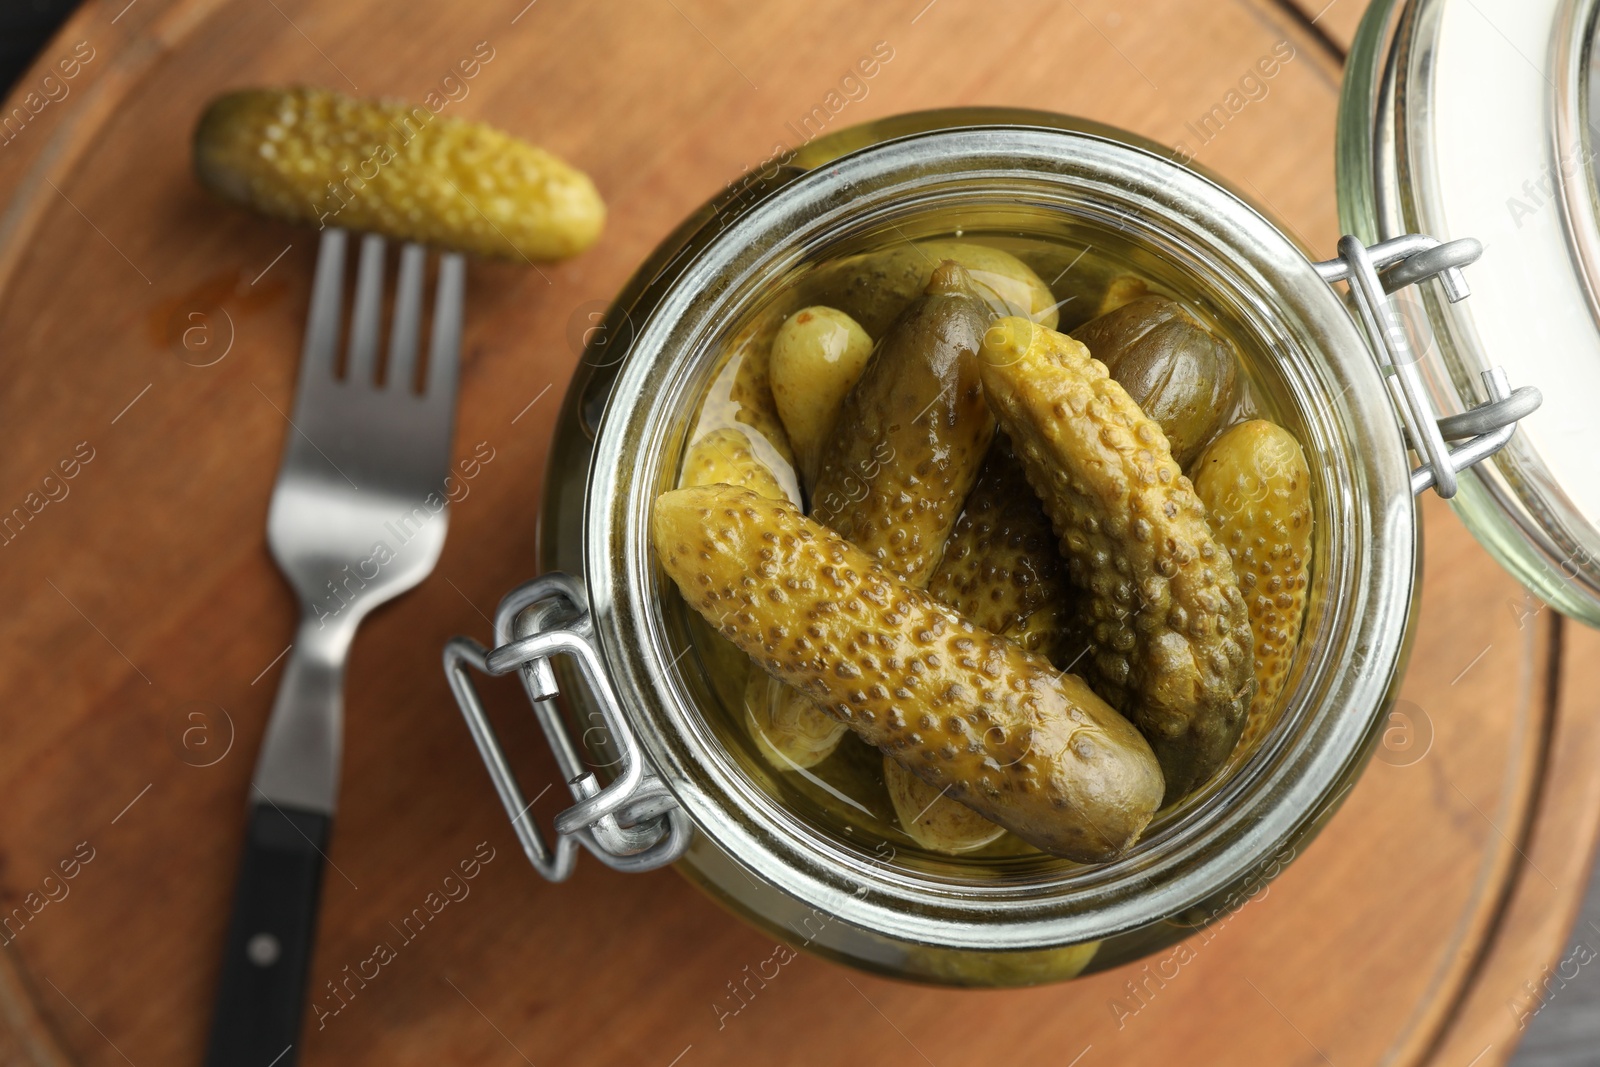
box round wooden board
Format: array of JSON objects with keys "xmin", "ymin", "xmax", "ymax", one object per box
[{"xmin": 0, "ymin": 0, "xmax": 1596, "ymax": 1064}]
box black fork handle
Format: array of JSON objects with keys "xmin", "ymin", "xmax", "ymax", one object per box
[{"xmin": 204, "ymin": 803, "xmax": 330, "ymax": 1067}]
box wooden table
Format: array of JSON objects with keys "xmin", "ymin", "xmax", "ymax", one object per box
[{"xmin": 1, "ymin": 1, "xmax": 1596, "ymax": 1064}]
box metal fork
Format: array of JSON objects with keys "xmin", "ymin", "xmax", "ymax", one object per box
[{"xmin": 206, "ymin": 229, "xmax": 464, "ymax": 1067}]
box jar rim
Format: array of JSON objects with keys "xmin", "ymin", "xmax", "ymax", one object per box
[{"xmin": 575, "ymin": 114, "xmax": 1417, "ymax": 950}]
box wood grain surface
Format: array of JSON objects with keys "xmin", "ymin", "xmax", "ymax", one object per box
[
  {"xmin": 1293, "ymin": 0, "xmax": 1370, "ymax": 50},
  {"xmin": 0, "ymin": 1, "xmax": 1594, "ymax": 1065}
]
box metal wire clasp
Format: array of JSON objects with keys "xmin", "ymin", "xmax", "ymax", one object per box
[
  {"xmin": 443, "ymin": 572, "xmax": 692, "ymax": 881},
  {"xmin": 1313, "ymin": 234, "xmax": 1541, "ymax": 498}
]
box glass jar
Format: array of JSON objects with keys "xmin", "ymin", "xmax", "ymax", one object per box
[
  {"xmin": 444, "ymin": 109, "xmax": 1538, "ymax": 985},
  {"xmin": 1337, "ymin": 0, "xmax": 1600, "ymax": 624}
]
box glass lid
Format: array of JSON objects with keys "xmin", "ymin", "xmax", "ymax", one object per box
[{"xmin": 1339, "ymin": 0, "xmax": 1600, "ymax": 625}]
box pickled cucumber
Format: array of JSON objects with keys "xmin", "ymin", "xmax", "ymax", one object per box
[
  {"xmin": 907, "ymin": 444, "xmax": 1075, "ymax": 849},
  {"xmin": 796, "ymin": 277, "xmax": 1015, "ymax": 847},
  {"xmin": 769, "ymin": 306, "xmax": 874, "ymax": 486},
  {"xmin": 978, "ymin": 317, "xmax": 1253, "ymax": 802},
  {"xmin": 927, "ymin": 442, "xmax": 1073, "ymax": 664},
  {"xmin": 1094, "ymin": 274, "xmax": 1149, "ymax": 317},
  {"xmin": 1192, "ymin": 420, "xmax": 1313, "ymax": 746},
  {"xmin": 810, "ymin": 240, "xmax": 1059, "ymax": 337},
  {"xmin": 1069, "ymin": 296, "xmax": 1238, "ymax": 467},
  {"xmin": 690, "ymin": 310, "xmax": 798, "ymax": 484},
  {"xmin": 883, "ymin": 755, "xmax": 1006, "ymax": 854},
  {"xmin": 901, "ymin": 941, "xmax": 1100, "ymax": 985},
  {"xmin": 895, "ymin": 442, "xmax": 1078, "ymax": 850},
  {"xmin": 811, "ymin": 263, "xmax": 994, "ymax": 588},
  {"xmin": 682, "ymin": 427, "xmax": 795, "ymax": 504},
  {"xmin": 653, "ymin": 483, "xmax": 1164, "ymax": 862},
  {"xmin": 744, "ymin": 671, "xmax": 849, "ymax": 769},
  {"xmin": 727, "ymin": 318, "xmax": 796, "ymax": 467},
  {"xmin": 194, "ymin": 88, "xmax": 603, "ymax": 260},
  {"xmin": 680, "ymin": 413, "xmax": 835, "ymax": 770}
]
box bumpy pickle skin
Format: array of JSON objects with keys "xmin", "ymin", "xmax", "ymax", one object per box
[
  {"xmin": 810, "ymin": 240, "xmax": 1059, "ymax": 338},
  {"xmin": 978, "ymin": 317, "xmax": 1254, "ymax": 802},
  {"xmin": 905, "ymin": 442, "xmax": 1074, "ymax": 850},
  {"xmin": 652, "ymin": 484, "xmax": 1164, "ymax": 862},
  {"xmin": 1069, "ymin": 296, "xmax": 1239, "ymax": 467},
  {"xmin": 194, "ymin": 88, "xmax": 604, "ymax": 260},
  {"xmin": 883, "ymin": 755, "xmax": 1006, "ymax": 854},
  {"xmin": 690, "ymin": 309, "xmax": 799, "ymax": 484},
  {"xmin": 927, "ymin": 442, "xmax": 1074, "ymax": 664},
  {"xmin": 768, "ymin": 307, "xmax": 874, "ymax": 487},
  {"xmin": 1192, "ymin": 420, "xmax": 1313, "ymax": 747},
  {"xmin": 681, "ymin": 427, "xmax": 795, "ymax": 504},
  {"xmin": 726, "ymin": 319, "xmax": 796, "ymax": 467},
  {"xmin": 810, "ymin": 262, "xmax": 995, "ymax": 588},
  {"xmin": 679, "ymin": 425, "xmax": 838, "ymax": 769},
  {"xmin": 794, "ymin": 280, "xmax": 1010, "ymax": 848}
]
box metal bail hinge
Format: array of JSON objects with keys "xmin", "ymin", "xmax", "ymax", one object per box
[
  {"xmin": 1313, "ymin": 234, "xmax": 1542, "ymax": 498},
  {"xmin": 443, "ymin": 572, "xmax": 692, "ymax": 881}
]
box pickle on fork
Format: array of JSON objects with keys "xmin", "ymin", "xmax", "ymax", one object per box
[
  {"xmin": 653, "ymin": 484, "xmax": 1164, "ymax": 862},
  {"xmin": 194, "ymin": 88, "xmax": 604, "ymax": 260},
  {"xmin": 978, "ymin": 316, "xmax": 1254, "ymax": 802},
  {"xmin": 811, "ymin": 262, "xmax": 994, "ymax": 588}
]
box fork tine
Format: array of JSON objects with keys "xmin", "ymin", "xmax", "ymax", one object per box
[
  {"xmin": 345, "ymin": 233, "xmax": 387, "ymax": 385},
  {"xmin": 425, "ymin": 252, "xmax": 466, "ymax": 402},
  {"xmin": 296, "ymin": 229, "xmax": 347, "ymax": 393},
  {"xmin": 385, "ymin": 243, "xmax": 426, "ymax": 392}
]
